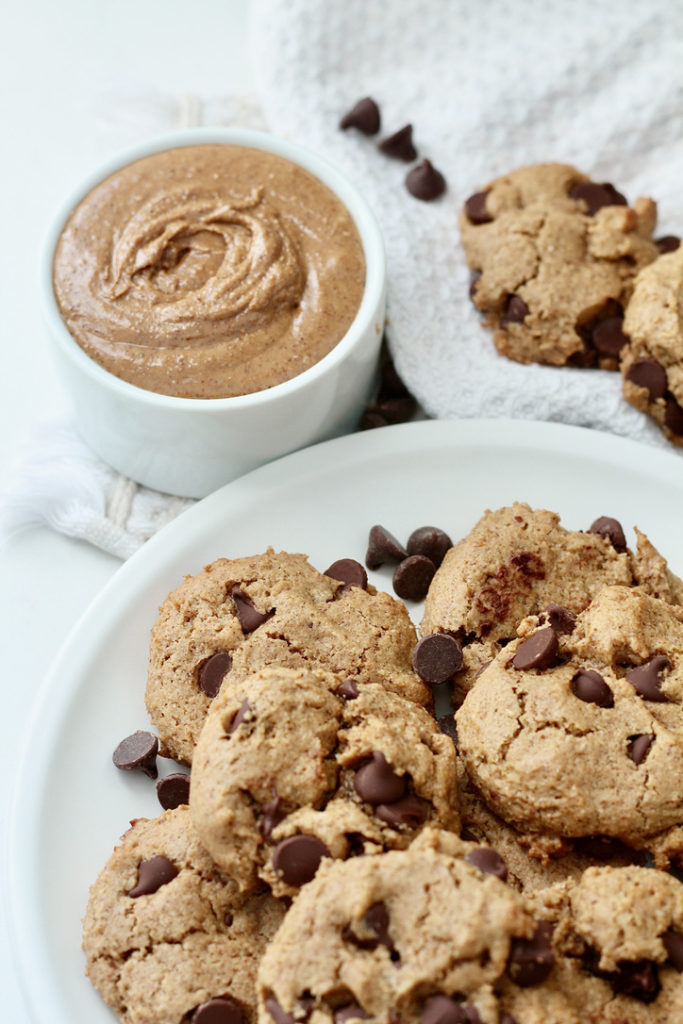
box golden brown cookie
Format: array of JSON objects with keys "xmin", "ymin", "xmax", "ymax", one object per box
[{"xmin": 460, "ymin": 162, "xmax": 658, "ymax": 367}]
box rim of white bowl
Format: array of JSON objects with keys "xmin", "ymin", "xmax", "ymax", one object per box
[{"xmin": 42, "ymin": 126, "xmax": 386, "ymax": 410}]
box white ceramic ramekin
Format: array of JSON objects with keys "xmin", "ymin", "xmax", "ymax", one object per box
[{"xmin": 42, "ymin": 127, "xmax": 386, "ymax": 498}]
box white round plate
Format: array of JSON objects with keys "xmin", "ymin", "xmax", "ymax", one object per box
[{"xmin": 8, "ymin": 419, "xmax": 683, "ymax": 1023}]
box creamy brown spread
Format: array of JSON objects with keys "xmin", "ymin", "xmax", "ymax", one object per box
[{"xmin": 53, "ymin": 144, "xmax": 366, "ymax": 398}]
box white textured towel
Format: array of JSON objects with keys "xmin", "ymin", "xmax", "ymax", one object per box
[{"xmin": 4, "ymin": 0, "xmax": 683, "ymax": 559}]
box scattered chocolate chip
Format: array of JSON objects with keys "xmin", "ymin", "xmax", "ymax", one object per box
[
  {"xmin": 610, "ymin": 959, "xmax": 660, "ymax": 1002},
  {"xmin": 420, "ymin": 995, "xmax": 468, "ymax": 1024},
  {"xmin": 260, "ymin": 792, "xmax": 285, "ymax": 841},
  {"xmin": 589, "ymin": 516, "xmax": 627, "ymax": 552},
  {"xmin": 469, "ymin": 272, "xmax": 481, "ymax": 302},
  {"xmin": 112, "ymin": 730, "xmax": 158, "ymax": 778},
  {"xmin": 571, "ymin": 669, "xmax": 614, "ymax": 708},
  {"xmin": 406, "ymin": 159, "xmax": 446, "ymax": 201},
  {"xmin": 190, "ymin": 997, "xmax": 245, "ymax": 1024},
  {"xmin": 339, "ymin": 97, "xmax": 381, "ymax": 135},
  {"xmin": 393, "ymin": 554, "xmax": 436, "ymax": 601},
  {"xmin": 354, "ymin": 751, "xmax": 406, "ymax": 805},
  {"xmin": 464, "ymin": 190, "xmax": 492, "ymax": 225},
  {"xmin": 656, "ymin": 235, "xmax": 681, "ymax": 254},
  {"xmin": 265, "ymin": 997, "xmax": 296, "ymax": 1024},
  {"xmin": 231, "ymin": 587, "xmax": 273, "ymax": 633},
  {"xmin": 127, "ymin": 855, "xmax": 178, "ymax": 897},
  {"xmin": 591, "ymin": 316, "xmax": 629, "ymax": 358},
  {"xmin": 462, "ymin": 1009, "xmax": 481, "ymax": 1024},
  {"xmin": 375, "ymin": 795, "xmax": 430, "ymax": 828},
  {"xmin": 407, "ymin": 526, "xmax": 452, "ymax": 567},
  {"xmin": 412, "ymin": 634, "xmax": 463, "ymax": 685},
  {"xmin": 297, "ymin": 995, "xmax": 315, "ymax": 1021},
  {"xmin": 338, "ymin": 678, "xmax": 360, "ymax": 700},
  {"xmin": 663, "ymin": 928, "xmax": 683, "ymax": 970},
  {"xmin": 511, "ymin": 627, "xmax": 559, "ymax": 672},
  {"xmin": 500, "ymin": 295, "xmax": 529, "ymax": 327},
  {"xmin": 156, "ymin": 772, "xmax": 190, "ymax": 810},
  {"xmin": 665, "ymin": 394, "xmax": 683, "ymax": 436},
  {"xmin": 363, "ymin": 902, "xmax": 396, "ymax": 952},
  {"xmin": 325, "ymin": 558, "xmax": 368, "ymax": 590},
  {"xmin": 366, "ymin": 525, "xmax": 408, "ymax": 570},
  {"xmin": 379, "ymin": 124, "xmax": 417, "ymax": 161},
  {"xmin": 507, "ymin": 921, "xmax": 555, "ymax": 986},
  {"xmin": 627, "ymin": 733, "xmax": 655, "ymax": 765},
  {"xmin": 198, "ymin": 651, "xmax": 233, "ymax": 698},
  {"xmin": 570, "ymin": 181, "xmax": 627, "ymax": 215},
  {"xmin": 224, "ymin": 912, "xmax": 233, "ymax": 926},
  {"xmin": 271, "ymin": 834, "xmax": 329, "ymax": 887},
  {"xmin": 465, "ymin": 847, "xmax": 508, "ymax": 881},
  {"xmin": 474, "ymin": 660, "xmax": 492, "ymax": 679},
  {"xmin": 334, "ymin": 1005, "xmax": 369, "ymax": 1024},
  {"xmin": 228, "ymin": 699, "xmax": 252, "ymax": 734},
  {"xmin": 437, "ymin": 715, "xmax": 458, "ymax": 750},
  {"xmin": 625, "ymin": 656, "xmax": 671, "ymax": 702},
  {"xmin": 544, "ymin": 604, "xmax": 576, "ymax": 635},
  {"xmin": 626, "ymin": 358, "xmax": 668, "ymax": 400}
]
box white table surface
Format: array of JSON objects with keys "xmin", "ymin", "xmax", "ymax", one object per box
[{"xmin": 1, "ymin": 2, "xmax": 253, "ymax": 1017}]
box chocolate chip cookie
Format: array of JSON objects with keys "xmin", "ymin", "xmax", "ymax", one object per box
[
  {"xmin": 190, "ymin": 666, "xmax": 459, "ymax": 896},
  {"xmin": 460, "ymin": 162, "xmax": 658, "ymax": 367},
  {"xmin": 82, "ymin": 807, "xmax": 285, "ymax": 1024},
  {"xmin": 421, "ymin": 503, "xmax": 683, "ymax": 698},
  {"xmin": 146, "ymin": 549, "xmax": 429, "ymax": 763},
  {"xmin": 456, "ymin": 585, "xmax": 683, "ymax": 858},
  {"xmin": 257, "ymin": 829, "xmax": 551, "ymax": 1024},
  {"xmin": 622, "ymin": 246, "xmax": 683, "ymax": 446}
]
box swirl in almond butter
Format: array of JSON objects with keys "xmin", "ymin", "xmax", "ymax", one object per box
[{"xmin": 53, "ymin": 145, "xmax": 365, "ymax": 398}]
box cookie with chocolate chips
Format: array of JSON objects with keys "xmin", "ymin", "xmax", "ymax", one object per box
[
  {"xmin": 256, "ymin": 829, "xmax": 552, "ymax": 1024},
  {"xmin": 146, "ymin": 549, "xmax": 429, "ymax": 763},
  {"xmin": 460, "ymin": 162, "xmax": 658, "ymax": 367},
  {"xmin": 622, "ymin": 245, "xmax": 683, "ymax": 446},
  {"xmin": 82, "ymin": 807, "xmax": 285, "ymax": 1024},
  {"xmin": 190, "ymin": 666, "xmax": 459, "ymax": 896},
  {"xmin": 456, "ymin": 585, "xmax": 683, "ymax": 858},
  {"xmin": 421, "ymin": 503, "xmax": 683, "ymax": 698}
]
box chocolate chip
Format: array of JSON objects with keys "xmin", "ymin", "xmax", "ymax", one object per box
[
  {"xmin": 393, "ymin": 555, "xmax": 436, "ymax": 601},
  {"xmin": 271, "ymin": 834, "xmax": 329, "ymax": 887},
  {"xmin": 366, "ymin": 525, "xmax": 408, "ymax": 570},
  {"xmin": 610, "ymin": 959, "xmax": 660, "ymax": 1002},
  {"xmin": 507, "ymin": 921, "xmax": 555, "ymax": 986},
  {"xmin": 339, "ymin": 97, "xmax": 381, "ymax": 135},
  {"xmin": 665, "ymin": 394, "xmax": 683, "ymax": 436},
  {"xmin": 231, "ymin": 587, "xmax": 273, "ymax": 633},
  {"xmin": 260, "ymin": 791, "xmax": 285, "ymax": 841},
  {"xmin": 462, "ymin": 1009, "xmax": 481, "ymax": 1024},
  {"xmin": 334, "ymin": 1005, "xmax": 369, "ymax": 1024},
  {"xmin": 228, "ymin": 699, "xmax": 252, "ymax": 734},
  {"xmin": 325, "ymin": 558, "xmax": 368, "ymax": 590},
  {"xmin": 464, "ymin": 190, "xmax": 492, "ymax": 225},
  {"xmin": 500, "ymin": 295, "xmax": 529, "ymax": 327},
  {"xmin": 625, "ymin": 656, "xmax": 671, "ymax": 702},
  {"xmin": 589, "ymin": 516, "xmax": 627, "ymax": 552},
  {"xmin": 544, "ymin": 604, "xmax": 576, "ymax": 635},
  {"xmin": 354, "ymin": 751, "xmax": 406, "ymax": 805},
  {"xmin": 591, "ymin": 316, "xmax": 629, "ymax": 358},
  {"xmin": 627, "ymin": 733, "xmax": 655, "ymax": 765},
  {"xmin": 469, "ymin": 272, "xmax": 481, "ymax": 301},
  {"xmin": 663, "ymin": 928, "xmax": 683, "ymax": 970},
  {"xmin": 437, "ymin": 715, "xmax": 458, "ymax": 750},
  {"xmin": 224, "ymin": 912, "xmax": 233, "ymax": 926},
  {"xmin": 420, "ymin": 996, "xmax": 469, "ymax": 1024},
  {"xmin": 656, "ymin": 235, "xmax": 681, "ymax": 254},
  {"xmin": 571, "ymin": 669, "xmax": 614, "ymax": 708},
  {"xmin": 190, "ymin": 997, "xmax": 245, "ymax": 1024},
  {"xmin": 375, "ymin": 795, "xmax": 430, "ymax": 828},
  {"xmin": 338, "ymin": 678, "xmax": 360, "ymax": 700},
  {"xmin": 570, "ymin": 181, "xmax": 627, "ymax": 215},
  {"xmin": 511, "ymin": 627, "xmax": 559, "ymax": 672},
  {"xmin": 366, "ymin": 396, "xmax": 417, "ymax": 425},
  {"xmin": 265, "ymin": 997, "xmax": 295, "ymax": 1024},
  {"xmin": 465, "ymin": 847, "xmax": 508, "ymax": 881},
  {"xmin": 406, "ymin": 526, "xmax": 452, "ymax": 567},
  {"xmin": 156, "ymin": 772, "xmax": 190, "ymax": 810},
  {"xmin": 379, "ymin": 124, "xmax": 417, "ymax": 161},
  {"xmin": 112, "ymin": 730, "xmax": 158, "ymax": 778},
  {"xmin": 127, "ymin": 855, "xmax": 178, "ymax": 897},
  {"xmin": 362, "ymin": 902, "xmax": 396, "ymax": 952},
  {"xmin": 297, "ymin": 995, "xmax": 315, "ymax": 1021},
  {"xmin": 406, "ymin": 159, "xmax": 446, "ymax": 201},
  {"xmin": 626, "ymin": 358, "xmax": 668, "ymax": 400},
  {"xmin": 412, "ymin": 634, "xmax": 463, "ymax": 686},
  {"xmin": 198, "ymin": 651, "xmax": 233, "ymax": 698}
]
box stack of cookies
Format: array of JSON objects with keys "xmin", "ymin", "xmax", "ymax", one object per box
[
  {"xmin": 83, "ymin": 508, "xmax": 683, "ymax": 1024},
  {"xmin": 460, "ymin": 163, "xmax": 683, "ymax": 447}
]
